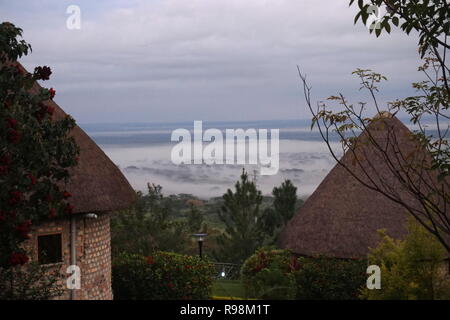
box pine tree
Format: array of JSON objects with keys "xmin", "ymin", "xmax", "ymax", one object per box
[
  {"xmin": 215, "ymin": 169, "xmax": 264, "ymax": 264},
  {"xmin": 186, "ymin": 203, "xmax": 204, "ymax": 233},
  {"xmin": 262, "ymin": 179, "xmax": 298, "ymax": 244},
  {"xmin": 273, "ymin": 179, "xmax": 298, "ymax": 225}
]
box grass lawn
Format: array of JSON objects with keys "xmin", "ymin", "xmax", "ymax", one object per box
[{"xmin": 212, "ymin": 280, "xmax": 249, "ymax": 299}]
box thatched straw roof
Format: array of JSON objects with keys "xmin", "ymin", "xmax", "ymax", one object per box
[
  {"xmin": 280, "ymin": 113, "xmax": 443, "ymax": 259},
  {"xmin": 20, "ymin": 63, "xmax": 136, "ymax": 214}
]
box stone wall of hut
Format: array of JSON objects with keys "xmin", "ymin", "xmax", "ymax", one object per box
[{"xmin": 24, "ymin": 213, "xmax": 113, "ymax": 300}]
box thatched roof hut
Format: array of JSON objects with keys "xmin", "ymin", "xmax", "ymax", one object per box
[
  {"xmin": 14, "ymin": 62, "xmax": 136, "ymax": 299},
  {"xmin": 23, "ymin": 63, "xmax": 136, "ymax": 214},
  {"xmin": 280, "ymin": 113, "xmax": 444, "ymax": 259}
]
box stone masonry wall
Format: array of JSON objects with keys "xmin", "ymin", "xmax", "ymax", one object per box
[
  {"xmin": 25, "ymin": 213, "xmax": 113, "ymax": 300},
  {"xmin": 77, "ymin": 213, "xmax": 112, "ymax": 300}
]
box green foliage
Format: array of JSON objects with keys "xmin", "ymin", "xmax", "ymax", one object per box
[
  {"xmin": 186, "ymin": 202, "xmax": 204, "ymax": 233},
  {"xmin": 111, "ymin": 183, "xmax": 190, "ymax": 257},
  {"xmin": 261, "ymin": 180, "xmax": 299, "ymax": 244},
  {"xmin": 389, "ymin": 56, "xmax": 450, "ymax": 180},
  {"xmin": 214, "ymin": 169, "xmax": 265, "ymax": 264},
  {"xmin": 361, "ymin": 219, "xmax": 450, "ymax": 300},
  {"xmin": 0, "ymin": 22, "xmax": 78, "ymax": 298},
  {"xmin": 295, "ymin": 256, "xmax": 367, "ymax": 300},
  {"xmin": 241, "ymin": 248, "xmax": 299, "ymax": 300},
  {"xmin": 273, "ymin": 179, "xmax": 298, "ymax": 224},
  {"xmin": 0, "ymin": 262, "xmax": 63, "ymax": 300},
  {"xmin": 112, "ymin": 177, "xmax": 302, "ymax": 263},
  {"xmin": 214, "ymin": 172, "xmax": 302, "ymax": 263},
  {"xmin": 350, "ymin": 0, "xmax": 449, "ymax": 58},
  {"xmin": 112, "ymin": 251, "xmax": 215, "ymax": 300}
]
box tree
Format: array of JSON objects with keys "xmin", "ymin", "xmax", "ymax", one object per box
[
  {"xmin": 351, "ymin": 1, "xmax": 449, "ymax": 75},
  {"xmin": 186, "ymin": 202, "xmax": 204, "ymax": 233},
  {"xmin": 214, "ymin": 169, "xmax": 265, "ymax": 264},
  {"xmin": 0, "ymin": 22, "xmax": 79, "ymax": 298},
  {"xmin": 297, "ymin": 1, "xmax": 449, "ymax": 253},
  {"xmin": 273, "ymin": 180, "xmax": 298, "ymax": 226},
  {"xmin": 361, "ymin": 219, "xmax": 450, "ymax": 300},
  {"xmin": 111, "ymin": 183, "xmax": 189, "ymax": 257},
  {"xmin": 261, "ymin": 180, "xmax": 299, "ymax": 244},
  {"xmin": 111, "ymin": 191, "xmax": 156, "ymax": 257}
]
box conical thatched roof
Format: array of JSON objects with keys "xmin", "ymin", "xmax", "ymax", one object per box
[
  {"xmin": 21, "ymin": 63, "xmax": 136, "ymax": 214},
  {"xmin": 280, "ymin": 113, "xmax": 441, "ymax": 259}
]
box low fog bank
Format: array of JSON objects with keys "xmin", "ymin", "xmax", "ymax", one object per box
[{"xmin": 101, "ymin": 139, "xmax": 339, "ymax": 199}]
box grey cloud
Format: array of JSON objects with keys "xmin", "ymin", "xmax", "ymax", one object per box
[{"xmin": 3, "ymin": 0, "xmax": 424, "ymax": 123}]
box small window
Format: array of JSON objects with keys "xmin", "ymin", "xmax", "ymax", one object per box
[{"xmin": 38, "ymin": 234, "xmax": 62, "ymax": 264}]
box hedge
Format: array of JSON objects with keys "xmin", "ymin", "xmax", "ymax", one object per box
[{"xmin": 112, "ymin": 251, "xmax": 215, "ymax": 300}]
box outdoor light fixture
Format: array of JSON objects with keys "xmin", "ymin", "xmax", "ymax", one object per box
[{"xmin": 192, "ymin": 233, "xmax": 207, "ymax": 259}]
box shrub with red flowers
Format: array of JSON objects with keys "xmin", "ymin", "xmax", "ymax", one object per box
[
  {"xmin": 112, "ymin": 251, "xmax": 215, "ymax": 300},
  {"xmin": 0, "ymin": 21, "xmax": 79, "ymax": 281},
  {"xmin": 241, "ymin": 247, "xmax": 299, "ymax": 299}
]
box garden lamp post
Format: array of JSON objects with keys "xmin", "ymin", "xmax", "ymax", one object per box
[{"xmin": 192, "ymin": 233, "xmax": 207, "ymax": 259}]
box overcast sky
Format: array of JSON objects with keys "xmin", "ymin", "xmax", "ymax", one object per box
[{"xmin": 2, "ymin": 0, "xmax": 424, "ymax": 124}]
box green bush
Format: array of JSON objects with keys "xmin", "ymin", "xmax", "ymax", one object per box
[
  {"xmin": 361, "ymin": 220, "xmax": 450, "ymax": 300},
  {"xmin": 295, "ymin": 256, "xmax": 366, "ymax": 300},
  {"xmin": 241, "ymin": 248, "xmax": 299, "ymax": 299},
  {"xmin": 112, "ymin": 251, "xmax": 215, "ymax": 300}
]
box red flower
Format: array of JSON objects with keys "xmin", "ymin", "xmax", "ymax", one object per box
[
  {"xmin": 35, "ymin": 103, "xmax": 55, "ymax": 121},
  {"xmin": 27, "ymin": 174, "xmax": 37, "ymax": 185},
  {"xmin": 48, "ymin": 208, "xmax": 57, "ymax": 219},
  {"xmin": 62, "ymin": 191, "xmax": 72, "ymax": 199},
  {"xmin": 6, "ymin": 118, "xmax": 17, "ymax": 128},
  {"xmin": 167, "ymin": 282, "xmax": 174, "ymax": 289},
  {"xmin": 33, "ymin": 66, "xmax": 52, "ymax": 80},
  {"xmin": 46, "ymin": 105, "xmax": 55, "ymax": 116},
  {"xmin": 7, "ymin": 129, "xmax": 21, "ymax": 144},
  {"xmin": 253, "ymin": 265, "xmax": 263, "ymax": 273},
  {"xmin": 146, "ymin": 256, "xmax": 154, "ymax": 265},
  {"xmin": 15, "ymin": 65, "xmax": 25, "ymax": 75},
  {"xmin": 0, "ymin": 211, "xmax": 6, "ymax": 222},
  {"xmin": 8, "ymin": 191, "xmax": 23, "ymax": 205},
  {"xmin": 44, "ymin": 194, "xmax": 53, "ymax": 202},
  {"xmin": 8, "ymin": 252, "xmax": 29, "ymax": 266},
  {"xmin": 64, "ymin": 203, "xmax": 75, "ymax": 214},
  {"xmin": 49, "ymin": 88, "xmax": 56, "ymax": 99}
]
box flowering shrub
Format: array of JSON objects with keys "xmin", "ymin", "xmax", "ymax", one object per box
[
  {"xmin": 112, "ymin": 251, "xmax": 215, "ymax": 300},
  {"xmin": 241, "ymin": 248, "xmax": 299, "ymax": 299},
  {"xmin": 0, "ymin": 22, "xmax": 79, "ymax": 269},
  {"xmin": 0, "ymin": 262, "xmax": 63, "ymax": 300}
]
